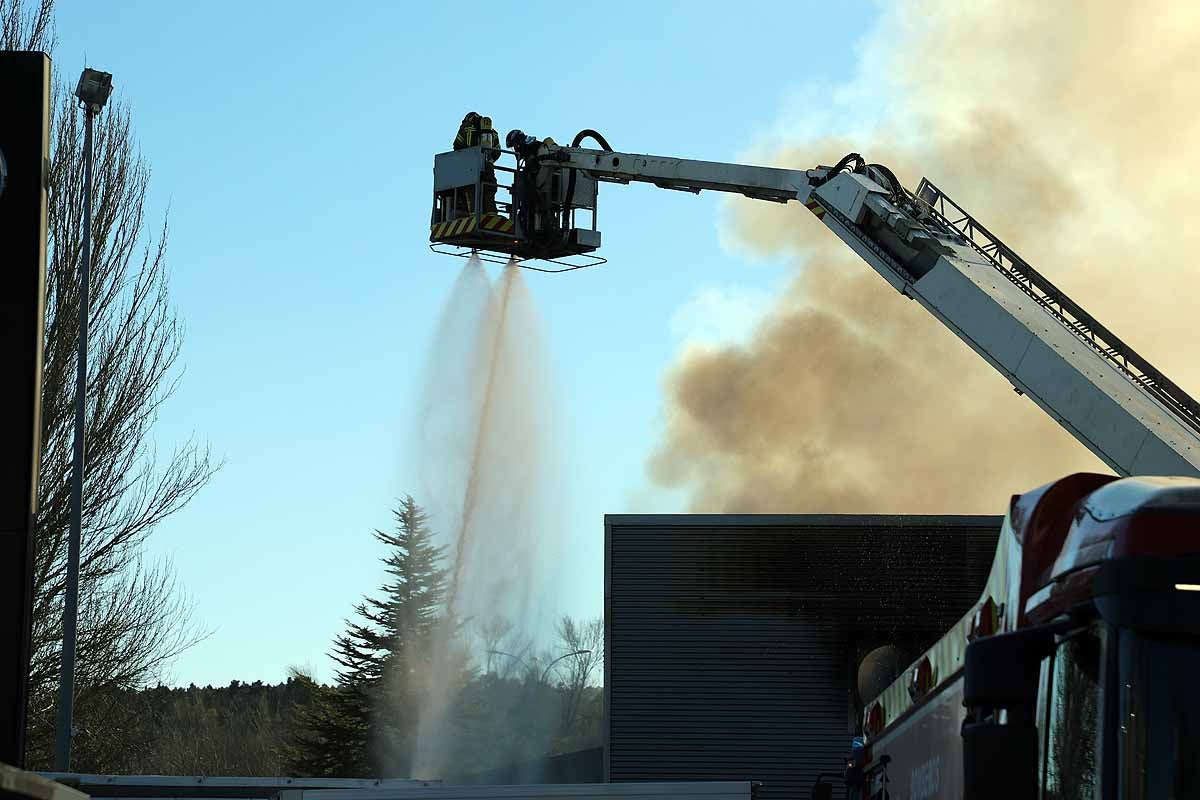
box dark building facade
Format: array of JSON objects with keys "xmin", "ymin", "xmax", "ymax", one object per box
[
  {"xmin": 604, "ymin": 514, "xmax": 1002, "ymax": 799},
  {"xmin": 0, "ymin": 51, "xmax": 51, "ymax": 768}
]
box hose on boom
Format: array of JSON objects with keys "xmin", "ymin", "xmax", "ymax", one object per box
[
  {"xmin": 812, "ymin": 152, "xmax": 865, "ymax": 186},
  {"xmin": 811, "ymin": 152, "xmax": 904, "ymax": 202},
  {"xmin": 867, "ymin": 162, "xmax": 904, "ymax": 202},
  {"xmin": 562, "ymin": 129, "xmax": 613, "ymax": 229}
]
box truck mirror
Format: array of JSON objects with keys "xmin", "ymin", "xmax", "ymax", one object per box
[
  {"xmin": 961, "ymin": 624, "xmax": 1060, "ymax": 800},
  {"xmin": 963, "ymin": 626, "xmax": 1055, "ymax": 708}
]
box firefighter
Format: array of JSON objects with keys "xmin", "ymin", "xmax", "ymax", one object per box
[{"xmin": 453, "ymin": 111, "xmax": 500, "ymax": 215}]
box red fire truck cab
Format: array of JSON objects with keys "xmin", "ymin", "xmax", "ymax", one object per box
[{"xmin": 837, "ymin": 473, "xmax": 1200, "ymax": 800}]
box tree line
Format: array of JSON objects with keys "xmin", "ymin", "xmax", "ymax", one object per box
[{"xmin": 23, "ymin": 493, "xmax": 604, "ymax": 776}]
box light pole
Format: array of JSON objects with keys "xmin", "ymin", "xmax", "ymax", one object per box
[
  {"xmin": 486, "ymin": 649, "xmax": 531, "ymax": 677},
  {"xmin": 486, "ymin": 649, "xmax": 592, "ymax": 685},
  {"xmin": 55, "ymin": 66, "xmax": 113, "ymax": 772},
  {"xmin": 538, "ymin": 650, "xmax": 591, "ymax": 685}
]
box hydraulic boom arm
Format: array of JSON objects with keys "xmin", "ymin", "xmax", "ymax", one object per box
[
  {"xmin": 540, "ymin": 142, "xmax": 1200, "ymax": 478},
  {"xmin": 549, "ymin": 146, "xmax": 809, "ymax": 202}
]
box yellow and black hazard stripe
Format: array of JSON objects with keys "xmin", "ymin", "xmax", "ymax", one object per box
[
  {"xmin": 804, "ymin": 198, "xmax": 827, "ymax": 220},
  {"xmin": 480, "ymin": 214, "xmax": 512, "ymax": 232},
  {"xmin": 431, "ymin": 216, "xmax": 476, "ymax": 239},
  {"xmin": 430, "ymin": 214, "xmax": 515, "ymax": 240}
]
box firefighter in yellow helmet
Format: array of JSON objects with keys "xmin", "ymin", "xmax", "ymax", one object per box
[{"xmin": 453, "ymin": 111, "xmax": 500, "ymax": 215}]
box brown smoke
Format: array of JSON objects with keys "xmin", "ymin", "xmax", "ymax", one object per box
[{"xmin": 649, "ymin": 1, "xmax": 1200, "ymax": 514}]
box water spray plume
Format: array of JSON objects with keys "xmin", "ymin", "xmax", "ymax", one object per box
[
  {"xmin": 650, "ymin": 0, "xmax": 1200, "ymax": 514},
  {"xmin": 447, "ymin": 261, "xmax": 520, "ymax": 620},
  {"xmin": 408, "ymin": 254, "xmax": 564, "ymax": 779}
]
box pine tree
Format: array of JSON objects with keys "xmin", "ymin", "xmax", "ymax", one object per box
[
  {"xmin": 363, "ymin": 497, "xmax": 451, "ymax": 776},
  {"xmin": 287, "ymin": 496, "xmax": 450, "ymax": 777},
  {"xmin": 285, "ymin": 670, "xmax": 371, "ymax": 777}
]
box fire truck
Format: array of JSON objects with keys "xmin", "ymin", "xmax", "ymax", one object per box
[
  {"xmin": 842, "ymin": 472, "xmax": 1200, "ymax": 799},
  {"xmin": 431, "ymin": 132, "xmax": 1200, "ymax": 798}
]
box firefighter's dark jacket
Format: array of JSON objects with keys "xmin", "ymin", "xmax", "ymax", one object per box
[{"xmin": 454, "ymin": 116, "xmax": 500, "ymax": 162}]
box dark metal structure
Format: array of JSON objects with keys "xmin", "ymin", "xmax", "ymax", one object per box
[
  {"xmin": 35, "ymin": 776, "xmax": 437, "ymax": 798},
  {"xmin": 0, "ymin": 50, "xmax": 51, "ymax": 769},
  {"xmin": 604, "ymin": 514, "xmax": 1001, "ymax": 800},
  {"xmin": 451, "ymin": 748, "xmax": 604, "ymax": 785},
  {"xmin": 430, "ymin": 145, "xmax": 603, "ymax": 272}
]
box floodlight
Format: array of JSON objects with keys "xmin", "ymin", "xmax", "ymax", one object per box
[{"xmin": 74, "ymin": 67, "xmax": 113, "ymax": 113}]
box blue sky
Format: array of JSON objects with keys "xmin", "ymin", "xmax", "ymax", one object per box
[{"xmin": 53, "ymin": 0, "xmax": 878, "ymax": 686}]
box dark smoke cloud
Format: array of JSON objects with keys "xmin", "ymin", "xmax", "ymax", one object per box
[{"xmin": 649, "ymin": 1, "xmax": 1200, "ymax": 513}]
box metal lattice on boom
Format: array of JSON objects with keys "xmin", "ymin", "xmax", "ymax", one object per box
[{"xmin": 912, "ymin": 179, "xmax": 1200, "ymax": 437}]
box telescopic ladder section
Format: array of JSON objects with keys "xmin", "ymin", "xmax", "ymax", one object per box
[
  {"xmin": 914, "ymin": 179, "xmax": 1200, "ymax": 438},
  {"xmin": 806, "ymin": 172, "xmax": 1200, "ymax": 478}
]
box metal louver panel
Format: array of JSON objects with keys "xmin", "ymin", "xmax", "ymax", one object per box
[{"xmin": 605, "ymin": 515, "xmax": 1001, "ymax": 800}]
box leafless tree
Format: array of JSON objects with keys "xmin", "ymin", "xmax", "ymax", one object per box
[
  {"xmin": 552, "ymin": 616, "xmax": 604, "ymax": 741},
  {"xmin": 0, "ymin": 0, "xmax": 53, "ymax": 50},
  {"xmin": 150, "ymin": 692, "xmax": 286, "ymax": 777},
  {"xmin": 4, "ymin": 1, "xmax": 217, "ymax": 768}
]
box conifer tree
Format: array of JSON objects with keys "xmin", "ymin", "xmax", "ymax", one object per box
[
  {"xmin": 288, "ymin": 497, "xmax": 449, "ymax": 777},
  {"xmin": 365, "ymin": 497, "xmax": 451, "ymax": 775}
]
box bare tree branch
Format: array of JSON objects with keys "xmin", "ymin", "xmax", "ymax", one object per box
[
  {"xmin": 4, "ymin": 0, "xmax": 220, "ymax": 769},
  {"xmin": 553, "ymin": 616, "xmax": 604, "ymax": 742},
  {"xmin": 0, "ymin": 0, "xmax": 54, "ymax": 50}
]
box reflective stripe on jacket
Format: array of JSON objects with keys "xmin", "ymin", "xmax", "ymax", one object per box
[{"xmin": 454, "ymin": 120, "xmax": 499, "ymax": 155}]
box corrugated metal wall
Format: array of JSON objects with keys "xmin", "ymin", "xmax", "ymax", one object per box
[{"xmin": 604, "ymin": 515, "xmax": 1001, "ymax": 800}]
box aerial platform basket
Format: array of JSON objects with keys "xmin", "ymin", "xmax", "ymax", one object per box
[{"xmin": 430, "ymin": 145, "xmax": 605, "ymax": 272}]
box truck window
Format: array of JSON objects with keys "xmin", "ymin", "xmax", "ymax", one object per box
[
  {"xmin": 1044, "ymin": 628, "xmax": 1103, "ymax": 800},
  {"xmin": 1121, "ymin": 633, "xmax": 1200, "ymax": 799}
]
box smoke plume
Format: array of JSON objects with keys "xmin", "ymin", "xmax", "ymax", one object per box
[{"xmin": 649, "ymin": 0, "xmax": 1200, "ymax": 513}]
